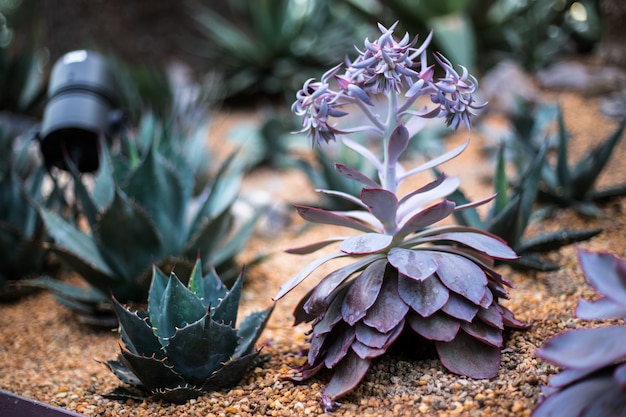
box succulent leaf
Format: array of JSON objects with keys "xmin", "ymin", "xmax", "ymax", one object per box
[
  {"xmin": 576, "ymin": 297, "xmax": 626, "ymax": 321},
  {"xmin": 436, "ymin": 330, "xmax": 501, "ymax": 379},
  {"xmin": 166, "ymin": 316, "xmax": 239, "ymax": 386},
  {"xmin": 577, "ymin": 249, "xmax": 626, "ymax": 305},
  {"xmin": 295, "ymin": 205, "xmax": 375, "ymax": 233},
  {"xmin": 387, "ymin": 124, "xmax": 410, "ymax": 167},
  {"xmin": 235, "ymin": 305, "xmax": 274, "ymax": 358},
  {"xmin": 419, "ymin": 230, "xmax": 518, "ymax": 260},
  {"xmin": 537, "ymin": 327, "xmax": 626, "ymax": 370},
  {"xmin": 434, "ymin": 252, "xmax": 487, "ymax": 304},
  {"xmin": 96, "ymin": 190, "xmax": 164, "ymax": 283},
  {"xmin": 397, "ymin": 273, "xmax": 450, "ymax": 317},
  {"xmin": 119, "ymin": 348, "xmax": 188, "ymax": 392},
  {"xmin": 39, "ymin": 208, "xmax": 115, "ymax": 283},
  {"xmin": 387, "ymin": 248, "xmax": 438, "ymax": 281},
  {"xmin": 199, "ymin": 351, "xmax": 261, "ymax": 392},
  {"xmin": 360, "ymin": 188, "xmax": 398, "ymax": 230},
  {"xmin": 124, "ymin": 147, "xmax": 188, "ymax": 254},
  {"xmin": 339, "ymin": 233, "xmax": 392, "ymax": 254},
  {"xmin": 407, "ymin": 312, "xmax": 459, "ymax": 342},
  {"xmin": 304, "ymin": 254, "xmax": 384, "ymax": 316},
  {"xmin": 323, "ymin": 351, "xmax": 371, "ymax": 400},
  {"xmin": 532, "ymin": 249, "xmax": 626, "ymax": 416},
  {"xmin": 341, "ymin": 259, "xmax": 386, "ymax": 326},
  {"xmin": 112, "ymin": 298, "xmax": 163, "ymax": 358},
  {"xmin": 532, "ymin": 373, "xmax": 618, "ymax": 417},
  {"xmin": 155, "ymin": 273, "xmax": 207, "ymax": 345},
  {"xmin": 211, "ymin": 271, "xmax": 243, "ymax": 327},
  {"xmin": 334, "ymin": 163, "xmax": 380, "ymax": 188}
]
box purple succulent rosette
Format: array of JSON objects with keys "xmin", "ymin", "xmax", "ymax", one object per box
[
  {"xmin": 275, "ymin": 22, "xmax": 528, "ymax": 407},
  {"xmin": 533, "ymin": 249, "xmax": 626, "ymax": 417}
]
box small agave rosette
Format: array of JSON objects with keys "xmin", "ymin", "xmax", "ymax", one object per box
[
  {"xmin": 105, "ymin": 259, "xmax": 273, "ymax": 403},
  {"xmin": 275, "ymin": 151, "xmax": 529, "ymax": 400},
  {"xmin": 532, "ymin": 249, "xmax": 626, "ymax": 417}
]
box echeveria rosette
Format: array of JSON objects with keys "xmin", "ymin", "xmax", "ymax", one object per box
[
  {"xmin": 105, "ymin": 258, "xmax": 274, "ymax": 403},
  {"xmin": 532, "ymin": 249, "xmax": 626, "ymax": 417},
  {"xmin": 274, "ymin": 143, "xmax": 527, "ymax": 403}
]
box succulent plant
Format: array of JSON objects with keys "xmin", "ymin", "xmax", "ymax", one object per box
[
  {"xmin": 448, "ymin": 143, "xmax": 602, "ymax": 271},
  {"xmin": 105, "ymin": 258, "xmax": 274, "ymax": 403},
  {"xmin": 185, "ymin": 0, "xmax": 366, "ymax": 103},
  {"xmin": 274, "ymin": 22, "xmax": 528, "ymax": 408},
  {"xmin": 30, "ymin": 137, "xmax": 260, "ymax": 325},
  {"xmin": 0, "ymin": 125, "xmax": 54, "ymax": 298},
  {"xmin": 532, "ymin": 248, "xmax": 626, "ymax": 417},
  {"xmin": 535, "ymin": 105, "xmax": 626, "ymax": 217}
]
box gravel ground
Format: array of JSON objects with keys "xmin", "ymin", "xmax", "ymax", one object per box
[{"xmin": 1, "ymin": 90, "xmax": 625, "ymax": 417}]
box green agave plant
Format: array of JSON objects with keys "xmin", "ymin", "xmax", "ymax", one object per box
[
  {"xmin": 31, "ymin": 138, "xmax": 260, "ymax": 325},
  {"xmin": 105, "ymin": 258, "xmax": 273, "ymax": 403},
  {"xmin": 0, "ymin": 125, "xmax": 55, "ymax": 298},
  {"xmin": 448, "ymin": 143, "xmax": 601, "ymax": 271},
  {"xmin": 536, "ymin": 106, "xmax": 626, "ymax": 217}
]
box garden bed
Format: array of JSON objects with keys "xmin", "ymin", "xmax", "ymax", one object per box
[{"xmin": 0, "ymin": 90, "xmax": 624, "ymax": 417}]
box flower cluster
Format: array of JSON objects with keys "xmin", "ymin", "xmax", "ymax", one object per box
[
  {"xmin": 291, "ymin": 21, "xmax": 485, "ymax": 148},
  {"xmin": 278, "ymin": 22, "xmax": 526, "ymax": 410}
]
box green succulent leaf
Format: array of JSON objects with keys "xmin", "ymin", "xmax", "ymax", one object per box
[
  {"xmin": 555, "ymin": 106, "xmax": 570, "ymax": 193},
  {"xmin": 95, "ymin": 189, "xmax": 164, "ymax": 282},
  {"xmin": 151, "ymin": 273, "xmax": 207, "ymax": 346},
  {"xmin": 39, "ymin": 207, "xmax": 115, "ymax": 282},
  {"xmin": 124, "ymin": 147, "xmax": 188, "ymax": 254},
  {"xmin": 184, "ymin": 209, "xmax": 233, "ymax": 268},
  {"xmin": 520, "ymin": 228, "xmax": 603, "ymax": 254},
  {"xmin": 212, "ymin": 271, "xmax": 243, "ymax": 327},
  {"xmin": 166, "ymin": 315, "xmax": 239, "ymax": 386},
  {"xmin": 493, "ymin": 145, "xmax": 509, "ymax": 214},
  {"xmin": 200, "ymin": 351, "xmax": 261, "ymax": 392},
  {"xmin": 105, "ymin": 358, "xmax": 144, "ymax": 387},
  {"xmin": 92, "ymin": 139, "xmax": 115, "ymax": 210},
  {"xmin": 235, "ymin": 305, "xmax": 274, "ymax": 358},
  {"xmin": 148, "ymin": 264, "xmax": 170, "ymax": 314},
  {"xmin": 23, "ymin": 276, "xmax": 110, "ymax": 307},
  {"xmin": 112, "ymin": 297, "xmax": 163, "ymax": 359},
  {"xmin": 212, "ymin": 209, "xmax": 264, "ymax": 267},
  {"xmin": 119, "ymin": 349, "xmax": 188, "ymax": 393},
  {"xmin": 570, "ymin": 118, "xmax": 626, "ymax": 199},
  {"xmin": 189, "ymin": 153, "xmax": 242, "ymax": 230}
]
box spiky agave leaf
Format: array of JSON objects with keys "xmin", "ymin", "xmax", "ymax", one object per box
[
  {"xmin": 537, "ymin": 107, "xmax": 626, "ymax": 217},
  {"xmin": 533, "ymin": 249, "xmax": 626, "ymax": 417},
  {"xmin": 105, "ymin": 258, "xmax": 273, "ymax": 403}
]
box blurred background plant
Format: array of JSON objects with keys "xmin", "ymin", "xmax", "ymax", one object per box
[
  {"xmin": 338, "ymin": 0, "xmax": 601, "ymax": 73},
  {"xmin": 446, "ymin": 143, "xmax": 602, "ymax": 271},
  {"xmin": 0, "ymin": 124, "xmax": 58, "ymax": 299},
  {"xmin": 183, "ymin": 0, "xmax": 369, "ymax": 105},
  {"xmin": 28, "ymin": 137, "xmax": 260, "ymax": 326}
]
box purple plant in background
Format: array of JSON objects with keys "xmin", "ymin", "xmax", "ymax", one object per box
[
  {"xmin": 274, "ymin": 22, "xmax": 528, "ymax": 409},
  {"xmin": 533, "ymin": 248, "xmax": 626, "ymax": 417}
]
